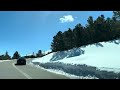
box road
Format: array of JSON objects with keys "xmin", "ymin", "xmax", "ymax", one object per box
[{"xmin": 0, "ymin": 59, "xmax": 69, "ymax": 79}]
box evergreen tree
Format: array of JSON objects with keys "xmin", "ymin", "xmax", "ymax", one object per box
[
  {"xmin": 12, "ymin": 51, "xmax": 20, "ymax": 59},
  {"xmin": 86, "ymin": 16, "xmax": 95, "ymax": 44},
  {"xmin": 63, "ymin": 28, "xmax": 74, "ymax": 50},
  {"xmin": 93, "ymin": 15, "xmax": 106, "ymax": 42},
  {"xmin": 87, "ymin": 16, "xmax": 94, "ymax": 30},
  {"xmin": 50, "ymin": 11, "xmax": 120, "ymax": 52},
  {"xmin": 113, "ymin": 11, "xmax": 120, "ymax": 20},
  {"xmin": 82, "ymin": 28, "xmax": 90, "ymax": 45},
  {"xmin": 3, "ymin": 51, "xmax": 11, "ymax": 60},
  {"xmin": 51, "ymin": 31, "xmax": 65, "ymax": 52},
  {"xmin": 0, "ymin": 55, "xmax": 4, "ymax": 60},
  {"xmin": 0, "ymin": 51, "xmax": 11, "ymax": 60},
  {"xmin": 30, "ymin": 52, "xmax": 36, "ymax": 58},
  {"xmin": 112, "ymin": 11, "xmax": 120, "ymax": 39},
  {"xmin": 36, "ymin": 50, "xmax": 43, "ymax": 57},
  {"xmin": 73, "ymin": 23, "xmax": 84, "ymax": 47}
]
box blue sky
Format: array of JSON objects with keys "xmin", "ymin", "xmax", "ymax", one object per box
[{"xmin": 0, "ymin": 11, "xmax": 113, "ymax": 56}]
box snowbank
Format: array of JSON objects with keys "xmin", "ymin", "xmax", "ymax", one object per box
[
  {"xmin": 0, "ymin": 60, "xmax": 12, "ymax": 62},
  {"xmin": 29, "ymin": 62, "xmax": 98, "ymax": 79},
  {"xmin": 33, "ymin": 53, "xmax": 54, "ymax": 63},
  {"xmin": 32, "ymin": 39, "xmax": 120, "ymax": 73}
]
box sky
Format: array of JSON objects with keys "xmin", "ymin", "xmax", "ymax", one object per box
[{"xmin": 0, "ymin": 11, "xmax": 113, "ymax": 56}]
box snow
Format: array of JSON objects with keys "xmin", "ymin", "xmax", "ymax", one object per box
[
  {"xmin": 55, "ymin": 42, "xmax": 120, "ymax": 68},
  {"xmin": 98, "ymin": 67, "xmax": 120, "ymax": 73},
  {"xmin": 33, "ymin": 53, "xmax": 54, "ymax": 63},
  {"xmin": 29, "ymin": 62, "xmax": 98, "ymax": 79},
  {"xmin": 0, "ymin": 60, "xmax": 12, "ymax": 62},
  {"xmin": 32, "ymin": 39, "xmax": 120, "ymax": 74}
]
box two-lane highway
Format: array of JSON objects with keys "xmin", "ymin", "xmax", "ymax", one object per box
[{"xmin": 0, "ymin": 59, "xmax": 69, "ymax": 79}]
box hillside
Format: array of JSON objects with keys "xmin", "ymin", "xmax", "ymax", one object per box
[{"xmin": 31, "ymin": 39, "xmax": 120, "ymax": 78}]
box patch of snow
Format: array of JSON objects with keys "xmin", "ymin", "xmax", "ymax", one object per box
[
  {"xmin": 44, "ymin": 69, "xmax": 98, "ymax": 79},
  {"xmin": 29, "ymin": 62, "xmax": 98, "ymax": 79},
  {"xmin": 32, "ymin": 53, "xmax": 54, "ymax": 63},
  {"xmin": 0, "ymin": 60, "xmax": 12, "ymax": 62},
  {"xmin": 98, "ymin": 67, "xmax": 120, "ymax": 73},
  {"xmin": 32, "ymin": 39, "xmax": 120, "ymax": 73}
]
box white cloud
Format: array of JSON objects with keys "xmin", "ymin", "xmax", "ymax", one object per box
[{"xmin": 59, "ymin": 15, "xmax": 74, "ymax": 23}]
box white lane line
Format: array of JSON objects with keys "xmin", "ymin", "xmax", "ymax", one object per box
[{"xmin": 12, "ymin": 63, "xmax": 32, "ymax": 79}]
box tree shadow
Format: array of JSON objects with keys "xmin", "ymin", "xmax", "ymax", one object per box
[{"xmin": 94, "ymin": 42, "xmax": 104, "ymax": 47}]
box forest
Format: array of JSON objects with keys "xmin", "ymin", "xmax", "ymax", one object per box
[{"xmin": 51, "ymin": 11, "xmax": 120, "ymax": 52}]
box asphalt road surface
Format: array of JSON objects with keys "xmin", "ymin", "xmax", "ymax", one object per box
[{"xmin": 0, "ymin": 59, "xmax": 69, "ymax": 79}]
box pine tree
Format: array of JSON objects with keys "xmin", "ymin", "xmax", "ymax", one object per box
[
  {"xmin": 0, "ymin": 51, "xmax": 11, "ymax": 60},
  {"xmin": 36, "ymin": 50, "xmax": 43, "ymax": 57},
  {"xmin": 4, "ymin": 51, "xmax": 11, "ymax": 60},
  {"xmin": 63, "ymin": 28, "xmax": 74, "ymax": 50},
  {"xmin": 0, "ymin": 55, "xmax": 4, "ymax": 60},
  {"xmin": 112, "ymin": 11, "xmax": 120, "ymax": 39},
  {"xmin": 73, "ymin": 23, "xmax": 84, "ymax": 47},
  {"xmin": 50, "ymin": 11, "xmax": 120, "ymax": 53},
  {"xmin": 86, "ymin": 16, "xmax": 95, "ymax": 44},
  {"xmin": 113, "ymin": 11, "xmax": 120, "ymax": 20},
  {"xmin": 51, "ymin": 31, "xmax": 65, "ymax": 52},
  {"xmin": 87, "ymin": 16, "xmax": 94, "ymax": 29},
  {"xmin": 12, "ymin": 51, "xmax": 20, "ymax": 59},
  {"xmin": 93, "ymin": 15, "xmax": 106, "ymax": 42}
]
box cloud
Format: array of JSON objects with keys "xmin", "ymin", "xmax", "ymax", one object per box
[{"xmin": 59, "ymin": 15, "xmax": 74, "ymax": 23}]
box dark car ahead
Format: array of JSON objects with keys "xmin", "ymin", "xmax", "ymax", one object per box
[{"xmin": 15, "ymin": 57, "xmax": 26, "ymax": 65}]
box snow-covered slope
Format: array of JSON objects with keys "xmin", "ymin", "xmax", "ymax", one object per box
[
  {"xmin": 33, "ymin": 53, "xmax": 54, "ymax": 63},
  {"xmin": 32, "ymin": 39, "xmax": 120, "ymax": 72}
]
